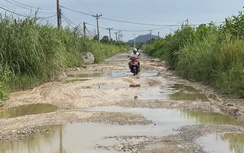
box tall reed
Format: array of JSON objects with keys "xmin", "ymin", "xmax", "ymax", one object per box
[{"xmin": 0, "ymin": 14, "xmax": 128, "ymax": 100}]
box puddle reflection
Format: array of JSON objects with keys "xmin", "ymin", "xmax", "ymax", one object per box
[
  {"xmin": 67, "ymin": 70, "xmax": 130, "ymax": 78},
  {"xmin": 1, "ymin": 107, "xmax": 244, "ymax": 153},
  {"xmin": 136, "ymin": 83, "xmax": 209, "ymax": 101},
  {"xmin": 0, "ymin": 104, "xmax": 58, "ymax": 119},
  {"xmin": 0, "ymin": 123, "xmax": 175, "ymax": 153},
  {"xmin": 196, "ymin": 133, "xmax": 244, "ymax": 153}
]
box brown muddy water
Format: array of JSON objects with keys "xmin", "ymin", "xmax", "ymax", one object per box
[
  {"xmin": 196, "ymin": 133, "xmax": 244, "ymax": 153},
  {"xmin": 132, "ymin": 83, "xmax": 210, "ymax": 101},
  {"xmin": 67, "ymin": 70, "xmax": 131, "ymax": 78},
  {"xmin": 0, "ymin": 104, "xmax": 58, "ymax": 119},
  {"xmin": 1, "ymin": 107, "xmax": 244, "ymax": 153}
]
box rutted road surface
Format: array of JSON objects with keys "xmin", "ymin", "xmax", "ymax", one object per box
[{"xmin": 1, "ymin": 52, "xmax": 244, "ymax": 153}]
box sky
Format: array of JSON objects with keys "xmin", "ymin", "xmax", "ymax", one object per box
[{"xmin": 1, "ymin": 0, "xmax": 244, "ymax": 41}]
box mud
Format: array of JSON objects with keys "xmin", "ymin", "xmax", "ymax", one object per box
[{"xmin": 1, "ymin": 52, "xmax": 244, "ymax": 153}]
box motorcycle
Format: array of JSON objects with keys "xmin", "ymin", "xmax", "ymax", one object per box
[{"xmin": 129, "ymin": 57, "xmax": 140, "ymax": 75}]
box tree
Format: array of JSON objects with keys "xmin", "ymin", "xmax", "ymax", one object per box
[
  {"xmin": 93, "ymin": 34, "xmax": 99, "ymax": 41},
  {"xmin": 101, "ymin": 35, "xmax": 109, "ymax": 43}
]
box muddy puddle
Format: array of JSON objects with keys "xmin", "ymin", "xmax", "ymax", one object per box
[
  {"xmin": 67, "ymin": 70, "xmax": 162, "ymax": 79},
  {"xmin": 0, "ymin": 104, "xmax": 58, "ymax": 119},
  {"xmin": 67, "ymin": 70, "xmax": 131, "ymax": 78},
  {"xmin": 88, "ymin": 107, "xmax": 244, "ymax": 127},
  {"xmin": 2, "ymin": 107, "xmax": 244, "ymax": 153},
  {"xmin": 134, "ymin": 83, "xmax": 210, "ymax": 101},
  {"xmin": 67, "ymin": 68, "xmax": 212, "ymax": 102},
  {"xmin": 63, "ymin": 78, "xmax": 90, "ymax": 83},
  {"xmin": 92, "ymin": 84, "xmax": 149, "ymax": 90},
  {"xmin": 196, "ymin": 133, "xmax": 244, "ymax": 153}
]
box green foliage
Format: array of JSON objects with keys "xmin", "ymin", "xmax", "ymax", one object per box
[
  {"xmin": 214, "ymin": 39, "xmax": 244, "ymax": 96},
  {"xmin": 176, "ymin": 24, "xmax": 220, "ymax": 83},
  {"xmin": 100, "ymin": 36, "xmax": 109, "ymax": 43},
  {"xmin": 221, "ymin": 11, "xmax": 244, "ymax": 38},
  {"xmin": 0, "ymin": 65, "xmax": 11, "ymax": 100},
  {"xmin": 0, "ymin": 14, "xmax": 127, "ymax": 99},
  {"xmin": 141, "ymin": 9, "xmax": 244, "ymax": 97}
]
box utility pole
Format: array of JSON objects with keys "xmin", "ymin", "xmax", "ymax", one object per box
[
  {"xmin": 57, "ymin": 0, "xmax": 61, "ymax": 28},
  {"xmin": 149, "ymin": 30, "xmax": 152, "ymax": 40},
  {"xmin": 119, "ymin": 33, "xmax": 123, "ymax": 41},
  {"xmin": 114, "ymin": 32, "xmax": 118, "ymax": 42},
  {"xmin": 83, "ymin": 22, "xmax": 86, "ymax": 38},
  {"xmin": 106, "ymin": 27, "xmax": 113, "ymax": 43},
  {"xmin": 133, "ymin": 34, "xmax": 136, "ymax": 48},
  {"xmin": 186, "ymin": 18, "xmax": 189, "ymax": 24},
  {"xmin": 92, "ymin": 14, "xmax": 102, "ymax": 42},
  {"xmin": 118, "ymin": 30, "xmax": 121, "ymax": 41},
  {"xmin": 158, "ymin": 32, "xmax": 160, "ymax": 39}
]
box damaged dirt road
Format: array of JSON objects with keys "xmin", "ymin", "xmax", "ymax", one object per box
[{"xmin": 1, "ymin": 52, "xmax": 244, "ymax": 153}]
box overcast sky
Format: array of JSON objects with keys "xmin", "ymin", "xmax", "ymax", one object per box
[{"xmin": 1, "ymin": 0, "xmax": 243, "ymax": 41}]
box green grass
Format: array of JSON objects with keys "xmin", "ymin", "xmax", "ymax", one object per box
[
  {"xmin": 0, "ymin": 15, "xmax": 128, "ymax": 100},
  {"xmin": 141, "ymin": 10, "xmax": 244, "ymax": 97}
]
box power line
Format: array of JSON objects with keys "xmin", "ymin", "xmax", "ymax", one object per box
[
  {"xmin": 6, "ymin": 0, "xmax": 55, "ymax": 13},
  {"xmin": 85, "ymin": 22, "xmax": 107, "ymax": 30},
  {"xmin": 60, "ymin": 5, "xmax": 92, "ymax": 16},
  {"xmin": 5, "ymin": 0, "xmax": 31, "ymax": 11},
  {"xmin": 38, "ymin": 14, "xmax": 56, "ymax": 19},
  {"xmin": 0, "ymin": 5, "xmax": 56, "ymax": 20},
  {"xmin": 60, "ymin": 6, "xmax": 187, "ymax": 27},
  {"xmin": 67, "ymin": 0, "xmax": 77, "ymax": 9},
  {"xmin": 9, "ymin": 0, "xmax": 39, "ymax": 9},
  {"xmin": 76, "ymin": 0, "xmax": 94, "ymax": 14},
  {"xmin": 62, "ymin": 12, "xmax": 76, "ymax": 26},
  {"xmin": 100, "ymin": 16, "xmax": 183, "ymax": 27},
  {"xmin": 150, "ymin": 20, "xmax": 186, "ymax": 31},
  {"xmin": 61, "ymin": 5, "xmax": 225, "ymax": 29},
  {"xmin": 62, "ymin": 14, "xmax": 75, "ymax": 28},
  {"xmin": 0, "ymin": 5, "xmax": 28, "ymax": 17}
]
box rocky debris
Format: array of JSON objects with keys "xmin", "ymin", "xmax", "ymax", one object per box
[
  {"xmin": 96, "ymin": 136, "xmax": 157, "ymax": 153},
  {"xmin": 82, "ymin": 52, "xmax": 95, "ymax": 64},
  {"xmin": 129, "ymin": 84, "xmax": 141, "ymax": 88},
  {"xmin": 219, "ymin": 104, "xmax": 240, "ymax": 117},
  {"xmin": 85, "ymin": 112, "xmax": 152, "ymax": 125}
]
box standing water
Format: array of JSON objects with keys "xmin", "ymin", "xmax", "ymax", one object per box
[{"xmin": 1, "ymin": 107, "xmax": 244, "ymax": 153}]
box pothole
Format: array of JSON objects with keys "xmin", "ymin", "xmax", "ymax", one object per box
[
  {"xmin": 63, "ymin": 78, "xmax": 90, "ymax": 83},
  {"xmin": 2, "ymin": 107, "xmax": 244, "ymax": 153},
  {"xmin": 134, "ymin": 83, "xmax": 209, "ymax": 101},
  {"xmin": 196, "ymin": 133, "xmax": 244, "ymax": 153},
  {"xmin": 0, "ymin": 104, "xmax": 58, "ymax": 119},
  {"xmin": 67, "ymin": 70, "xmax": 131, "ymax": 78}
]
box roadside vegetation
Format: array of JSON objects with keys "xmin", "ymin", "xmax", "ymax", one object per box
[
  {"xmin": 142, "ymin": 10, "xmax": 244, "ymax": 97},
  {"xmin": 0, "ymin": 15, "xmax": 129, "ymax": 101}
]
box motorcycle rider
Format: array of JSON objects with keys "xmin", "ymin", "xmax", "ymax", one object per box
[{"xmin": 128, "ymin": 48, "xmax": 140, "ymax": 71}]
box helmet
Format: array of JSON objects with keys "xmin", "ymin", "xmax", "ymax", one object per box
[{"xmin": 133, "ymin": 48, "xmax": 137, "ymax": 53}]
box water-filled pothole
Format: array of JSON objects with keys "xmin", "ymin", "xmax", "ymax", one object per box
[
  {"xmin": 135, "ymin": 83, "xmax": 209, "ymax": 101},
  {"xmin": 0, "ymin": 122, "xmax": 176, "ymax": 153},
  {"xmin": 1, "ymin": 107, "xmax": 244, "ymax": 153},
  {"xmin": 67, "ymin": 70, "xmax": 131, "ymax": 78},
  {"xmin": 196, "ymin": 133, "xmax": 244, "ymax": 153},
  {"xmin": 87, "ymin": 106, "xmax": 244, "ymax": 127},
  {"xmin": 67, "ymin": 72, "xmax": 104, "ymax": 78},
  {"xmin": 139, "ymin": 72, "xmax": 159, "ymax": 78},
  {"xmin": 63, "ymin": 78, "xmax": 90, "ymax": 83},
  {"xmin": 91, "ymin": 84, "xmax": 148, "ymax": 90},
  {"xmin": 0, "ymin": 104, "xmax": 58, "ymax": 119}
]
